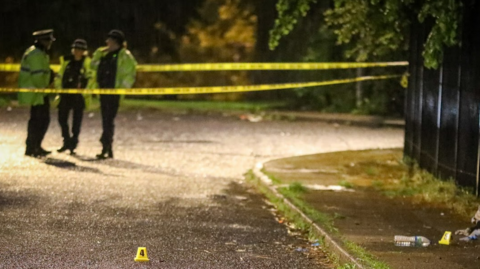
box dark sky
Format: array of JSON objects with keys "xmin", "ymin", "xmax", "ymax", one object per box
[{"xmin": 0, "ymin": 0, "xmax": 204, "ymax": 62}]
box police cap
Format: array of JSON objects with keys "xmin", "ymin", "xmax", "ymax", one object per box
[
  {"xmin": 107, "ymin": 29, "xmax": 125, "ymax": 45},
  {"xmin": 71, "ymin": 39, "xmax": 88, "ymax": 50},
  {"xmin": 33, "ymin": 29, "xmax": 56, "ymax": 41}
]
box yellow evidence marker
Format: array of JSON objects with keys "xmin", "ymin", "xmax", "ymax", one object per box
[
  {"xmin": 134, "ymin": 247, "xmax": 150, "ymax": 262},
  {"xmin": 439, "ymin": 231, "xmax": 452, "ymax": 245}
]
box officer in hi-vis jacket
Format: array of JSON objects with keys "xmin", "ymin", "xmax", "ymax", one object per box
[
  {"xmin": 89, "ymin": 30, "xmax": 137, "ymax": 159},
  {"xmin": 18, "ymin": 29, "xmax": 55, "ymax": 157},
  {"xmin": 54, "ymin": 39, "xmax": 92, "ymax": 155}
]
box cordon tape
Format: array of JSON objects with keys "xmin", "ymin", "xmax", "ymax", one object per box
[
  {"xmin": 0, "ymin": 75, "xmax": 402, "ymax": 95},
  {"xmin": 0, "ymin": 61, "xmax": 408, "ymax": 73}
]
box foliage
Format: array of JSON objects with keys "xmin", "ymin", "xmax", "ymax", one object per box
[
  {"xmin": 135, "ymin": 0, "xmax": 258, "ymax": 101},
  {"xmin": 270, "ymin": 0, "xmax": 463, "ymax": 69},
  {"xmin": 176, "ymin": 0, "xmax": 257, "ymax": 101},
  {"xmin": 417, "ymin": 0, "xmax": 462, "ymax": 69},
  {"xmin": 288, "ymin": 24, "xmax": 357, "ymax": 112},
  {"xmin": 268, "ymin": 0, "xmax": 317, "ymax": 50},
  {"xmin": 182, "ymin": 0, "xmax": 256, "ymax": 62},
  {"xmin": 324, "ymin": 0, "xmax": 411, "ymax": 62}
]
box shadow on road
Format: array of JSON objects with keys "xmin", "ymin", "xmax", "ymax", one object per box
[
  {"xmin": 147, "ymin": 139, "xmax": 218, "ymax": 144},
  {"xmin": 0, "ymin": 189, "xmax": 40, "ymax": 209},
  {"xmin": 43, "ymin": 157, "xmax": 104, "ymax": 175},
  {"xmin": 69, "ymin": 154, "xmax": 178, "ymax": 177}
]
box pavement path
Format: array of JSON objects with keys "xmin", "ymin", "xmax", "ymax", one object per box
[{"xmin": 0, "ymin": 108, "xmax": 403, "ymax": 268}]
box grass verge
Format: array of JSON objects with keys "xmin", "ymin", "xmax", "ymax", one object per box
[
  {"xmin": 120, "ymin": 99, "xmax": 287, "ymax": 113},
  {"xmin": 246, "ymin": 170, "xmax": 390, "ymax": 269},
  {"xmin": 1, "ymin": 96, "xmax": 286, "ymax": 114},
  {"xmin": 254, "ymin": 149, "xmax": 480, "ymax": 268},
  {"xmin": 380, "ymin": 163, "xmax": 479, "ymax": 219}
]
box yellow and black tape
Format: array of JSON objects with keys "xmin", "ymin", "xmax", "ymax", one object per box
[
  {"xmin": 135, "ymin": 62, "xmax": 408, "ymax": 72},
  {"xmin": 0, "ymin": 75, "xmax": 401, "ymax": 95},
  {"xmin": 0, "ymin": 61, "xmax": 408, "ymax": 73}
]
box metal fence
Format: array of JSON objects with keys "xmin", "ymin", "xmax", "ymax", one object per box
[{"xmin": 404, "ymin": 0, "xmax": 480, "ymax": 195}]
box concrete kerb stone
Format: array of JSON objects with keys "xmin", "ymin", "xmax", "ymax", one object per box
[{"xmin": 252, "ymin": 161, "xmax": 365, "ymax": 269}]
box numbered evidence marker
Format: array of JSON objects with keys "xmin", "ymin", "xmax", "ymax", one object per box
[
  {"xmin": 439, "ymin": 231, "xmax": 452, "ymax": 245},
  {"xmin": 134, "ymin": 247, "xmax": 150, "ymax": 262}
]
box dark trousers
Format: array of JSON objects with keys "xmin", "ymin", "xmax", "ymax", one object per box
[
  {"xmin": 99, "ymin": 95, "xmax": 120, "ymax": 149},
  {"xmin": 58, "ymin": 94, "xmax": 85, "ymax": 148},
  {"xmin": 26, "ymin": 97, "xmax": 50, "ymax": 151}
]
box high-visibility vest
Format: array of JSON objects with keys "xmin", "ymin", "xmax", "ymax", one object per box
[
  {"xmin": 18, "ymin": 45, "xmax": 51, "ymax": 105},
  {"xmin": 89, "ymin": 47, "xmax": 137, "ymax": 90}
]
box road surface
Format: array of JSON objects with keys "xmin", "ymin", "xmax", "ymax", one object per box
[{"xmin": 0, "ymin": 108, "xmax": 403, "ymax": 268}]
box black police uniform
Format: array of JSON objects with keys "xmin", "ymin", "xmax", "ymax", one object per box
[
  {"xmin": 97, "ymin": 48, "xmax": 121, "ymax": 156},
  {"xmin": 58, "ymin": 55, "xmax": 87, "ymax": 152}
]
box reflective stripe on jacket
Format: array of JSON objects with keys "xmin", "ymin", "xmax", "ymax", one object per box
[
  {"xmin": 89, "ymin": 47, "xmax": 137, "ymax": 89},
  {"xmin": 18, "ymin": 45, "xmax": 51, "ymax": 105}
]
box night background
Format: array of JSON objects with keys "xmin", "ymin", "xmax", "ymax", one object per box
[
  {"xmin": 0, "ymin": 0, "xmax": 405, "ymax": 115},
  {"xmin": 2, "ymin": 1, "xmax": 480, "ymax": 268}
]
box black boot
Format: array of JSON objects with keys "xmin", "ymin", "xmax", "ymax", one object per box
[
  {"xmin": 57, "ymin": 140, "xmax": 70, "ymax": 153},
  {"xmin": 25, "ymin": 146, "xmax": 38, "ymax": 157},
  {"xmin": 96, "ymin": 145, "xmax": 113, "ymax": 159},
  {"xmin": 69, "ymin": 137, "xmax": 78, "ymax": 155},
  {"xmin": 37, "ymin": 147, "xmax": 51, "ymax": 156},
  {"xmin": 25, "ymin": 139, "xmax": 40, "ymax": 157},
  {"xmin": 37, "ymin": 140, "xmax": 51, "ymax": 156}
]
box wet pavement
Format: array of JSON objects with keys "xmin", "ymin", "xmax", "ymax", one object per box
[
  {"xmin": 0, "ymin": 107, "xmax": 403, "ymax": 268},
  {"xmin": 262, "ymin": 149, "xmax": 480, "ymax": 269}
]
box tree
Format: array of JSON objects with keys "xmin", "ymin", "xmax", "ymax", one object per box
[
  {"xmin": 270, "ymin": 0, "xmax": 462, "ymax": 69},
  {"xmin": 175, "ymin": 0, "xmax": 257, "ymax": 101}
]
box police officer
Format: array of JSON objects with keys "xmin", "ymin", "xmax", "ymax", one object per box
[
  {"xmin": 89, "ymin": 30, "xmax": 137, "ymax": 159},
  {"xmin": 54, "ymin": 39, "xmax": 91, "ymax": 155},
  {"xmin": 18, "ymin": 29, "xmax": 55, "ymax": 157}
]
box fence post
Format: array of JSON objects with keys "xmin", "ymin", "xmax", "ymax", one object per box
[{"xmin": 476, "ymin": 105, "xmax": 480, "ymax": 196}]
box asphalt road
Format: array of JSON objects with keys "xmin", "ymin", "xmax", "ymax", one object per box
[{"xmin": 0, "ymin": 108, "xmax": 403, "ymax": 268}]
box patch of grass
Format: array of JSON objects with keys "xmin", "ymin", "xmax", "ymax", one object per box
[
  {"xmin": 2, "ymin": 96, "xmax": 287, "ymax": 115},
  {"xmin": 371, "ymin": 180, "xmax": 384, "ymax": 190},
  {"xmin": 286, "ymin": 182, "xmax": 308, "ymax": 194},
  {"xmin": 364, "ymin": 166, "xmax": 379, "ymax": 176},
  {"xmin": 120, "ymin": 99, "xmax": 286, "ymax": 113},
  {"xmin": 260, "ymin": 169, "xmax": 283, "ymax": 184},
  {"xmin": 336, "ymin": 264, "xmax": 359, "ymax": 269},
  {"xmin": 251, "ymin": 149, "xmax": 480, "ymax": 268},
  {"xmin": 246, "ymin": 170, "xmax": 389, "ymax": 269},
  {"xmin": 278, "ymin": 184, "xmax": 391, "ymax": 268},
  {"xmin": 338, "ymin": 180, "xmax": 353, "ymax": 189},
  {"xmin": 0, "ymin": 97, "xmax": 10, "ymax": 107},
  {"xmin": 246, "ymin": 170, "xmax": 326, "ymax": 236},
  {"xmin": 245, "ymin": 171, "xmax": 333, "ymax": 262},
  {"xmin": 343, "ymin": 240, "xmax": 390, "ymax": 269},
  {"xmin": 385, "ymin": 165, "xmax": 479, "ymax": 219},
  {"xmin": 280, "ymin": 188, "xmax": 337, "ymax": 233},
  {"xmin": 348, "ymin": 156, "xmax": 478, "ymax": 220}
]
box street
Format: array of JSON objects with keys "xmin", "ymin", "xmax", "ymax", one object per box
[{"xmin": 0, "ymin": 108, "xmax": 403, "ymax": 268}]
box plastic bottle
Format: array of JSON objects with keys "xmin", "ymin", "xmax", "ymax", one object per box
[{"xmin": 394, "ymin": 235, "xmax": 430, "ymax": 247}]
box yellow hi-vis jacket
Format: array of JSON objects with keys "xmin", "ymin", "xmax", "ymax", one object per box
[
  {"xmin": 88, "ymin": 47, "xmax": 137, "ymax": 90},
  {"xmin": 54, "ymin": 55, "xmax": 92, "ymax": 107},
  {"xmin": 18, "ymin": 45, "xmax": 51, "ymax": 105}
]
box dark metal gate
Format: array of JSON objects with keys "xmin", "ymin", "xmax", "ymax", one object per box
[{"xmin": 404, "ymin": 0, "xmax": 480, "ymax": 194}]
